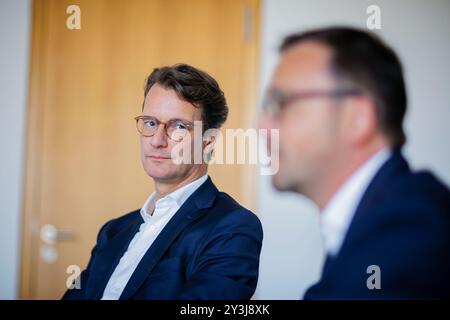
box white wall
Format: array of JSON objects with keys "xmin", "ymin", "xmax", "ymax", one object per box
[
  {"xmin": 256, "ymin": 0, "xmax": 450, "ymax": 299},
  {"xmin": 0, "ymin": 0, "xmax": 31, "ymax": 299}
]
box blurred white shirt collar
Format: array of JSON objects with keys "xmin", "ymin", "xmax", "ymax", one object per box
[{"xmin": 320, "ymin": 148, "xmax": 391, "ymax": 257}]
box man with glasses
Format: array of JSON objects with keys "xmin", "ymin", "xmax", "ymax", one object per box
[
  {"xmin": 259, "ymin": 27, "xmax": 450, "ymax": 299},
  {"xmin": 63, "ymin": 64, "xmax": 263, "ymax": 300}
]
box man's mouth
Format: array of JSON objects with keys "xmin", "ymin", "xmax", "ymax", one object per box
[{"xmin": 147, "ymin": 155, "xmax": 171, "ymax": 160}]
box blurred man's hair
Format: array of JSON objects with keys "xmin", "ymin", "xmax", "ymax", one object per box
[
  {"xmin": 143, "ymin": 63, "xmax": 228, "ymax": 130},
  {"xmin": 281, "ymin": 27, "xmax": 407, "ymax": 147}
]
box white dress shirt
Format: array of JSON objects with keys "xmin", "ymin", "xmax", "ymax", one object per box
[
  {"xmin": 320, "ymin": 148, "xmax": 391, "ymax": 257},
  {"xmin": 101, "ymin": 174, "xmax": 208, "ymax": 300}
]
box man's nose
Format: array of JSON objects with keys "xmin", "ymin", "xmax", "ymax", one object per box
[
  {"xmin": 149, "ymin": 124, "xmax": 168, "ymax": 148},
  {"xmin": 258, "ymin": 112, "xmax": 278, "ymax": 151}
]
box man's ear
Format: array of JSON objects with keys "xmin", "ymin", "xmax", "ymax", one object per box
[
  {"xmin": 203, "ymin": 135, "xmax": 215, "ymax": 151},
  {"xmin": 343, "ymin": 95, "xmax": 378, "ymax": 146},
  {"xmin": 202, "ymin": 128, "xmax": 220, "ymax": 163}
]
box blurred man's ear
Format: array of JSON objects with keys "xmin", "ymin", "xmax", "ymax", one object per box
[{"xmin": 341, "ymin": 95, "xmax": 379, "ymax": 147}]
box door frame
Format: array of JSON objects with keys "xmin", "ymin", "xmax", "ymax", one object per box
[{"xmin": 20, "ymin": 0, "xmax": 50, "ymax": 299}]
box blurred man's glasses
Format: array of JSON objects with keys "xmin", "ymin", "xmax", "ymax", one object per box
[
  {"xmin": 134, "ymin": 115, "xmax": 194, "ymax": 142},
  {"xmin": 262, "ymin": 88, "xmax": 365, "ymax": 117}
]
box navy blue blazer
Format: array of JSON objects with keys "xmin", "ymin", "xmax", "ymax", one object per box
[
  {"xmin": 305, "ymin": 151, "xmax": 450, "ymax": 299},
  {"xmin": 62, "ymin": 177, "xmax": 263, "ymax": 300}
]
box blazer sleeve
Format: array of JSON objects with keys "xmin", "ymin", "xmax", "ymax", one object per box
[{"xmin": 178, "ymin": 208, "xmax": 263, "ymax": 300}]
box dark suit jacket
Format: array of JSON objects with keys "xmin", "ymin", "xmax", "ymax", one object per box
[
  {"xmin": 305, "ymin": 151, "xmax": 450, "ymax": 299},
  {"xmin": 62, "ymin": 177, "xmax": 263, "ymax": 300}
]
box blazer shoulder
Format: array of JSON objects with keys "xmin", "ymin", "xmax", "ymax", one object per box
[
  {"xmin": 208, "ymin": 191, "xmax": 263, "ymax": 235},
  {"xmin": 345, "ymin": 161, "xmax": 450, "ymax": 262},
  {"xmin": 380, "ymin": 169, "xmax": 450, "ymax": 223},
  {"xmin": 214, "ymin": 191, "xmax": 259, "ymax": 218},
  {"xmin": 346, "ymin": 167, "xmax": 450, "ymax": 265}
]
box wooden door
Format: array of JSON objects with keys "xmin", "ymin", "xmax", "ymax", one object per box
[{"xmin": 21, "ymin": 0, "xmax": 259, "ymax": 299}]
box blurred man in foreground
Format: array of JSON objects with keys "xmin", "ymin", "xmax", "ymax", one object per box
[{"xmin": 259, "ymin": 27, "xmax": 450, "ymax": 299}]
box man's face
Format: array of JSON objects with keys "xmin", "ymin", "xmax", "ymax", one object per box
[
  {"xmin": 259, "ymin": 42, "xmax": 343, "ymax": 195},
  {"xmin": 140, "ymin": 84, "xmax": 203, "ymax": 183}
]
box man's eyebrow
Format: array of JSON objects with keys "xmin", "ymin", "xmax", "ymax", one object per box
[
  {"xmin": 141, "ymin": 115, "xmax": 194, "ymax": 123},
  {"xmin": 168, "ymin": 117, "xmax": 194, "ymax": 123}
]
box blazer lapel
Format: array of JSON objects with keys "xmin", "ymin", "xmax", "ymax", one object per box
[
  {"xmin": 119, "ymin": 177, "xmax": 218, "ymax": 300},
  {"xmin": 85, "ymin": 215, "xmax": 142, "ymax": 300}
]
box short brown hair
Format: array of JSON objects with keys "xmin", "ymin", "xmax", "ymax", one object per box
[
  {"xmin": 143, "ymin": 63, "xmax": 228, "ymax": 130},
  {"xmin": 281, "ymin": 27, "xmax": 407, "ymax": 147}
]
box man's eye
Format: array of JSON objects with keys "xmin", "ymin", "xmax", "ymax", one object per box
[
  {"xmin": 144, "ymin": 119, "xmax": 157, "ymax": 127},
  {"xmin": 174, "ymin": 122, "xmax": 187, "ymax": 130}
]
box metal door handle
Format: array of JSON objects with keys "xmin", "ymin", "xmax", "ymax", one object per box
[{"xmin": 40, "ymin": 224, "xmax": 75, "ymax": 244}]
